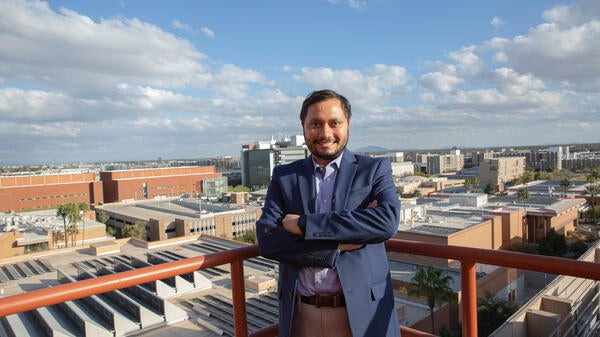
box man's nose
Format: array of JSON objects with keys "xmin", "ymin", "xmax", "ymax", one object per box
[{"xmin": 319, "ymin": 124, "xmax": 332, "ymax": 138}]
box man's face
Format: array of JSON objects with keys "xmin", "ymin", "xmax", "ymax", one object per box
[{"xmin": 302, "ymin": 98, "xmax": 350, "ymax": 166}]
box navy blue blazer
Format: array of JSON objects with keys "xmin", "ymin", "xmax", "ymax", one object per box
[{"xmin": 256, "ymin": 149, "xmax": 401, "ymax": 337}]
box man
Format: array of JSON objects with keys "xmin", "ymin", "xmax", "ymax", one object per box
[{"xmin": 256, "ymin": 89, "xmax": 401, "ymax": 337}]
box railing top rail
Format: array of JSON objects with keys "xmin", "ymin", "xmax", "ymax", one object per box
[
  {"xmin": 0, "ymin": 238, "xmax": 597, "ymax": 337},
  {"xmin": 385, "ymin": 239, "xmax": 600, "ymax": 281},
  {"xmin": 0, "ymin": 245, "xmax": 259, "ymax": 317}
]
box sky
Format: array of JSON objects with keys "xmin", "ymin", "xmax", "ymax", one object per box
[{"xmin": 0, "ymin": 0, "xmax": 599, "ymax": 165}]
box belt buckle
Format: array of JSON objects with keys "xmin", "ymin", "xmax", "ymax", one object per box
[{"xmin": 315, "ymin": 294, "xmax": 324, "ymax": 308}]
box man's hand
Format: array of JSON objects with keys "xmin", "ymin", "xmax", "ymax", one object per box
[
  {"xmin": 282, "ymin": 214, "xmax": 303, "ymax": 235},
  {"xmin": 339, "ymin": 200, "xmax": 377, "ymax": 251},
  {"xmin": 339, "ymin": 244, "xmax": 363, "ymax": 251}
]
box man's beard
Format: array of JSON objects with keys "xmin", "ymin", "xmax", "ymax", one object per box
[{"xmin": 308, "ymin": 136, "xmax": 348, "ymax": 163}]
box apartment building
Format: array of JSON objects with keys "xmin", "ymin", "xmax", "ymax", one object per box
[
  {"xmin": 478, "ymin": 156, "xmax": 526, "ymax": 190},
  {"xmin": 240, "ymin": 135, "xmax": 309, "ymax": 188},
  {"xmin": 416, "ymin": 149, "xmax": 464, "ymax": 175},
  {"xmin": 487, "ymin": 146, "xmax": 564, "ymax": 171}
]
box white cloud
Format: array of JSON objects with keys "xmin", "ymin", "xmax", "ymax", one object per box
[
  {"xmin": 0, "ymin": 0, "xmax": 264, "ymax": 99},
  {"xmin": 542, "ymin": 0, "xmax": 600, "ymax": 27},
  {"xmin": 327, "ymin": 0, "xmax": 367, "ymax": 10},
  {"xmin": 172, "ymin": 19, "xmax": 195, "ymax": 33},
  {"xmin": 448, "ymin": 47, "xmax": 486, "ymax": 78},
  {"xmin": 1, "ymin": 0, "xmax": 599, "ymax": 164},
  {"xmin": 490, "ymin": 16, "xmax": 505, "ymax": 27},
  {"xmin": 486, "ymin": 4, "xmax": 600, "ymax": 90},
  {"xmin": 201, "ymin": 27, "xmax": 215, "ymax": 38},
  {"xmin": 293, "ymin": 64, "xmax": 409, "ymax": 109},
  {"xmin": 491, "ymin": 68, "xmax": 545, "ymax": 95},
  {"xmin": 0, "ymin": 1, "xmax": 209, "ymax": 93},
  {"xmin": 419, "ymin": 72, "xmax": 464, "ymax": 93}
]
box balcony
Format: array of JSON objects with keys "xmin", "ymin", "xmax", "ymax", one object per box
[{"xmin": 0, "ymin": 239, "xmax": 599, "ymax": 337}]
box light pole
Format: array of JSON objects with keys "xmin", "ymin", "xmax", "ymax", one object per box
[{"xmin": 80, "ymin": 210, "xmax": 85, "ymax": 246}]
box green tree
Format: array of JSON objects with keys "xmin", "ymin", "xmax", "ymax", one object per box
[
  {"xmin": 484, "ymin": 182, "xmax": 498, "ymax": 195},
  {"xmin": 534, "ymin": 170, "xmax": 550, "ymax": 180},
  {"xmin": 122, "ymin": 220, "xmax": 146, "ymax": 240},
  {"xmin": 97, "ymin": 211, "xmax": 109, "ymax": 224},
  {"xmin": 518, "ymin": 188, "xmax": 530, "ymax": 243},
  {"xmin": 106, "ymin": 225, "xmax": 118, "ymax": 238},
  {"xmin": 408, "ymin": 266, "xmax": 455, "ymax": 334},
  {"xmin": 438, "ymin": 325, "xmax": 462, "ymax": 337},
  {"xmin": 408, "ymin": 189, "xmax": 422, "ymax": 198},
  {"xmin": 229, "ymin": 185, "xmax": 251, "ymax": 192},
  {"xmin": 538, "ymin": 228, "xmax": 567, "ymax": 256},
  {"xmin": 569, "ymin": 240, "xmax": 588, "ymax": 257},
  {"xmin": 56, "ymin": 202, "xmax": 87, "ymax": 247},
  {"xmin": 235, "ymin": 230, "xmax": 257, "ymax": 244},
  {"xmin": 56, "ymin": 204, "xmax": 70, "ymax": 247},
  {"xmin": 477, "ymin": 292, "xmax": 518, "ymax": 336},
  {"xmin": 585, "ymin": 171, "xmax": 600, "ymax": 223},
  {"xmin": 66, "ymin": 202, "xmax": 88, "ymax": 246},
  {"xmin": 559, "ymin": 178, "xmax": 571, "ymax": 197},
  {"xmin": 464, "ymin": 177, "xmax": 480, "ymax": 192},
  {"xmin": 588, "ymin": 169, "xmax": 600, "ymax": 185}
]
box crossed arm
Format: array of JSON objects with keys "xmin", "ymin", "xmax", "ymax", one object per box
[
  {"xmin": 281, "ymin": 202, "xmax": 377, "ymax": 251},
  {"xmin": 256, "ymin": 159, "xmax": 399, "ymax": 268}
]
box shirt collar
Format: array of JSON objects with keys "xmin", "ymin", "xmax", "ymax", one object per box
[{"xmin": 312, "ymin": 153, "xmax": 343, "ymax": 173}]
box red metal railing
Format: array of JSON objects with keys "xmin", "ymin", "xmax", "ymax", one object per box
[{"xmin": 1, "ymin": 239, "xmax": 599, "ymax": 337}]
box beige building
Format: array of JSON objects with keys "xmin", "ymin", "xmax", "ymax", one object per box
[
  {"xmin": 426, "ymin": 153, "xmax": 465, "ymax": 175},
  {"xmin": 95, "ymin": 197, "xmax": 261, "ymax": 242},
  {"xmin": 391, "ymin": 194, "xmax": 585, "ymax": 333},
  {"xmin": 390, "ymin": 162, "xmax": 414, "ymax": 176},
  {"xmin": 478, "ymin": 156, "xmax": 526, "ymax": 190},
  {"xmin": 490, "ymin": 241, "xmax": 600, "ymax": 337},
  {"xmin": 0, "ymin": 209, "xmax": 108, "ymax": 259}
]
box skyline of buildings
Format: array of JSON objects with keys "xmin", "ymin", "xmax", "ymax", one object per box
[{"xmin": 2, "ymin": 141, "xmax": 600, "ymax": 168}]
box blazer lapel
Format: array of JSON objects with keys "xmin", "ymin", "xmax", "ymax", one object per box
[
  {"xmin": 297, "ymin": 156, "xmax": 315, "ymax": 214},
  {"xmin": 333, "ymin": 149, "xmax": 357, "ymax": 211}
]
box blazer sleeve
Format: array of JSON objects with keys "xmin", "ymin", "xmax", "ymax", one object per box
[
  {"xmin": 304, "ymin": 158, "xmax": 400, "ymax": 244},
  {"xmin": 256, "ymin": 166, "xmax": 340, "ymax": 268}
]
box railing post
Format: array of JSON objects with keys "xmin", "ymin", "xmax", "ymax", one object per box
[
  {"xmin": 231, "ymin": 258, "xmax": 249, "ymax": 337},
  {"xmin": 461, "ymin": 260, "xmax": 477, "ymax": 337}
]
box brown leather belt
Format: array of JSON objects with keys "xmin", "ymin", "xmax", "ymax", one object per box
[{"xmin": 300, "ymin": 294, "xmax": 346, "ymax": 308}]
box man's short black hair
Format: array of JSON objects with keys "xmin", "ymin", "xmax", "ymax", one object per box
[{"xmin": 300, "ymin": 89, "xmax": 352, "ymax": 124}]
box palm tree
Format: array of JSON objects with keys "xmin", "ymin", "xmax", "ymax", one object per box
[
  {"xmin": 586, "ymin": 170, "xmax": 600, "ymax": 224},
  {"xmin": 518, "ymin": 188, "xmax": 530, "ymax": 242},
  {"xmin": 66, "ymin": 202, "xmax": 88, "ymax": 246},
  {"xmin": 464, "ymin": 177, "xmax": 480, "ymax": 192},
  {"xmin": 588, "ymin": 169, "xmax": 600, "ymax": 185},
  {"xmin": 559, "ymin": 178, "xmax": 570, "ymax": 197},
  {"xmin": 408, "ymin": 266, "xmax": 455, "ymax": 334},
  {"xmin": 76, "ymin": 202, "xmax": 88, "ymax": 245},
  {"xmin": 585, "ymin": 184, "xmax": 600, "ymax": 224},
  {"xmin": 478, "ymin": 292, "xmax": 518, "ymax": 336},
  {"xmin": 56, "ymin": 204, "xmax": 70, "ymax": 247}
]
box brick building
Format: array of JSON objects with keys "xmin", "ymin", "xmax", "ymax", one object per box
[
  {"xmin": 100, "ymin": 166, "xmax": 223, "ymax": 203},
  {"xmin": 0, "ymin": 172, "xmax": 103, "ymax": 213}
]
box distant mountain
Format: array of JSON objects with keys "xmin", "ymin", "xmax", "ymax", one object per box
[{"xmin": 352, "ymin": 145, "xmax": 391, "ymax": 153}]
